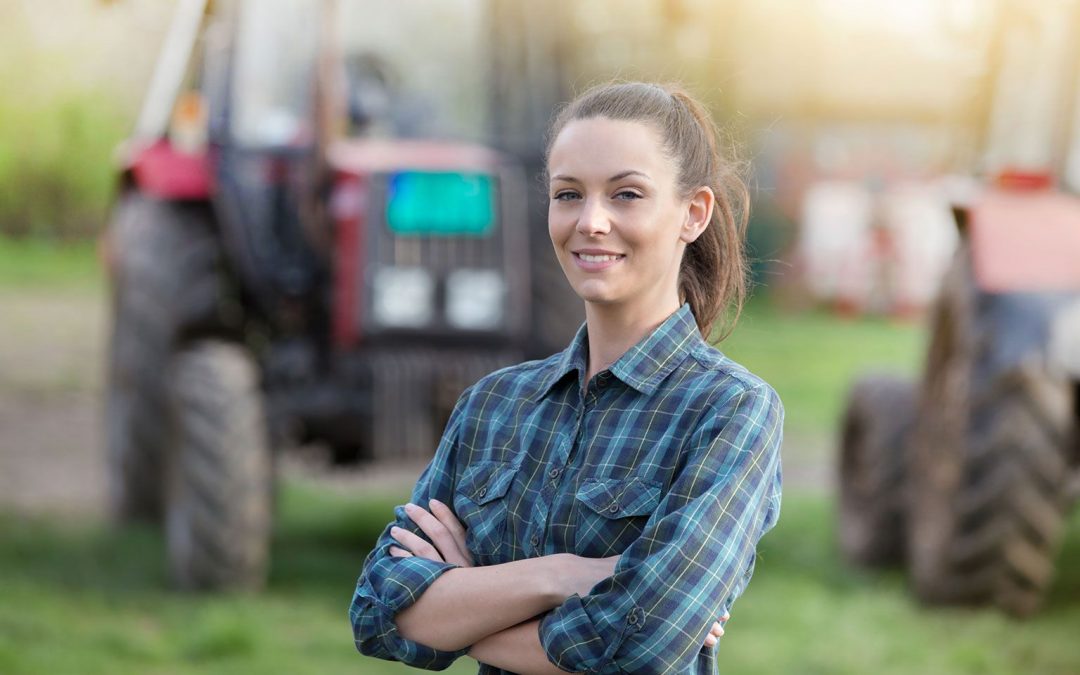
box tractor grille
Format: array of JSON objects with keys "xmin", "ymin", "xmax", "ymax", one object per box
[
  {"xmin": 358, "ymin": 170, "xmax": 529, "ymax": 339},
  {"xmin": 368, "ymin": 172, "xmax": 505, "ymax": 272}
]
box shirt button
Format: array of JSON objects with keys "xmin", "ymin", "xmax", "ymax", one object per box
[
  {"xmin": 477, "ymin": 487, "xmax": 487, "ymax": 498},
  {"xmin": 548, "ymin": 468, "xmax": 561, "ymax": 479},
  {"xmin": 627, "ymin": 611, "xmax": 639, "ymax": 625},
  {"xmin": 608, "ymin": 502, "xmax": 619, "ymax": 514},
  {"xmin": 530, "ymin": 534, "xmax": 540, "ymax": 547}
]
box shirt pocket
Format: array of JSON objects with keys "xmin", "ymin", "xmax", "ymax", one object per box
[
  {"xmin": 573, "ymin": 477, "xmax": 662, "ymax": 558},
  {"xmin": 454, "ymin": 460, "xmax": 519, "ymax": 560}
]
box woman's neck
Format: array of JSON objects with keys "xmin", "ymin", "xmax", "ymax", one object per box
[{"xmin": 582, "ymin": 296, "xmax": 682, "ymax": 387}]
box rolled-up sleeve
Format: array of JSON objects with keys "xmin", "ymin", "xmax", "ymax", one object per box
[
  {"xmin": 349, "ymin": 388, "xmax": 472, "ymax": 670},
  {"xmin": 538, "ymin": 382, "xmax": 784, "ymax": 674}
]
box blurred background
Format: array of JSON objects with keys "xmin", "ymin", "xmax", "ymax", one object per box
[{"xmin": 1, "ymin": 0, "xmax": 1079, "ymax": 673}]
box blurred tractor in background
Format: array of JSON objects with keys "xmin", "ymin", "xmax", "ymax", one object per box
[
  {"xmin": 839, "ymin": 1, "xmax": 1080, "ymax": 616},
  {"xmin": 102, "ymin": 0, "xmax": 550, "ymax": 590}
]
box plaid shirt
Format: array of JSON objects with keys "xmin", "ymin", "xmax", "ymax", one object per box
[{"xmin": 351, "ymin": 303, "xmax": 784, "ymax": 674}]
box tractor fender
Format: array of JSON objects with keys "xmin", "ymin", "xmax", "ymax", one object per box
[
  {"xmin": 968, "ymin": 189, "xmax": 1080, "ymax": 293},
  {"xmin": 119, "ymin": 138, "xmax": 214, "ymax": 201}
]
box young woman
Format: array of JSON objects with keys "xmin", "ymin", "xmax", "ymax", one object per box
[{"xmin": 350, "ymin": 82, "xmax": 783, "ymax": 674}]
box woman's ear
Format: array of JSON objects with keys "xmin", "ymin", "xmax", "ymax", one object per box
[{"xmin": 681, "ymin": 186, "xmax": 714, "ymax": 244}]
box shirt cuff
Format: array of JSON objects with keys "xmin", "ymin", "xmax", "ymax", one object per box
[
  {"xmin": 538, "ymin": 593, "xmax": 643, "ymax": 674},
  {"xmin": 351, "ymin": 554, "xmax": 468, "ymax": 669}
]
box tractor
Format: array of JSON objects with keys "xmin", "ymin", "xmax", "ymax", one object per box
[
  {"xmin": 102, "ymin": 0, "xmax": 574, "ymax": 590},
  {"xmin": 838, "ymin": 1, "xmax": 1080, "ymax": 616}
]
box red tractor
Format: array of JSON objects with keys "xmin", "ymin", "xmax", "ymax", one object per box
[
  {"xmin": 838, "ymin": 2, "xmax": 1080, "ymax": 616},
  {"xmin": 103, "ymin": 0, "xmax": 571, "ymax": 590}
]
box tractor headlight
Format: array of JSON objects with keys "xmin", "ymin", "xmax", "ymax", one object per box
[
  {"xmin": 446, "ymin": 269, "xmax": 505, "ymax": 330},
  {"xmin": 372, "ymin": 267, "xmax": 434, "ymax": 328}
]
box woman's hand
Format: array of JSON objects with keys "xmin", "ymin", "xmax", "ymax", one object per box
[
  {"xmin": 703, "ymin": 612, "xmax": 730, "ymax": 649},
  {"xmin": 389, "ymin": 499, "xmax": 474, "ymax": 568}
]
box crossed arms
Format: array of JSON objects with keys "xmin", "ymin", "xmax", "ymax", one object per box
[
  {"xmin": 387, "ymin": 499, "xmax": 727, "ymax": 673},
  {"xmin": 350, "ymin": 382, "xmax": 783, "ymax": 674}
]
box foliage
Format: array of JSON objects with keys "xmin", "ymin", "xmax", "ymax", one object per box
[{"xmin": 0, "ymin": 7, "xmax": 132, "ymax": 239}]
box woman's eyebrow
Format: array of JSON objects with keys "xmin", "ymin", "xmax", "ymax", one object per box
[
  {"xmin": 608, "ymin": 170, "xmax": 651, "ymax": 182},
  {"xmin": 550, "ymin": 170, "xmax": 651, "ymax": 184}
]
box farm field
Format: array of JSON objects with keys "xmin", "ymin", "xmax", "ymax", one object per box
[{"xmin": 1, "ymin": 240, "xmax": 1078, "ymax": 674}]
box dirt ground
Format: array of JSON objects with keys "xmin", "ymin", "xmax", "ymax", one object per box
[
  {"xmin": 0, "ymin": 287, "xmax": 830, "ymax": 520},
  {"xmin": 0, "ymin": 289, "xmax": 109, "ymax": 517}
]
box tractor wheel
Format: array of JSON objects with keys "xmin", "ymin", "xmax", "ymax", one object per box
[
  {"xmin": 165, "ymin": 341, "xmax": 272, "ymax": 591},
  {"xmin": 838, "ymin": 374, "xmax": 916, "ymax": 566},
  {"xmin": 968, "ymin": 367, "xmax": 1073, "ymax": 615},
  {"xmin": 105, "ymin": 195, "xmax": 222, "ymax": 523},
  {"xmin": 907, "ymin": 245, "xmax": 1075, "ymax": 616}
]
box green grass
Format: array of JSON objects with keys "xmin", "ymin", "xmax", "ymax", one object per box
[
  {"xmin": 0, "ymin": 237, "xmax": 102, "ymax": 291},
  {"xmin": 0, "ymin": 482, "xmax": 471, "ymax": 675},
  {"xmin": 2, "ymin": 485, "xmax": 1079, "ymax": 674}
]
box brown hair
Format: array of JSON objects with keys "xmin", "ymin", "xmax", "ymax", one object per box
[{"xmin": 545, "ymin": 81, "xmax": 749, "ymax": 340}]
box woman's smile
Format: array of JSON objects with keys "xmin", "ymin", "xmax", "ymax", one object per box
[{"xmin": 572, "ymin": 249, "xmax": 626, "ymax": 271}]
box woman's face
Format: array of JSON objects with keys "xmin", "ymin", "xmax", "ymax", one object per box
[{"xmin": 547, "ymin": 117, "xmax": 710, "ymax": 316}]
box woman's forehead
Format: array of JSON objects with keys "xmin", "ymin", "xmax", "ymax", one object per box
[{"xmin": 548, "ymin": 117, "xmax": 673, "ymax": 180}]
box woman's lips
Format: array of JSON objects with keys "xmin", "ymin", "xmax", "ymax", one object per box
[{"xmin": 572, "ymin": 251, "xmax": 625, "ymax": 271}]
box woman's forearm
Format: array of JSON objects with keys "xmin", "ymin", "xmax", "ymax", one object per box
[
  {"xmin": 394, "ymin": 555, "xmax": 565, "ymax": 651},
  {"xmin": 468, "ymin": 618, "xmax": 572, "ymax": 675}
]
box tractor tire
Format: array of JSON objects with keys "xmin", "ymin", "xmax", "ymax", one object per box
[
  {"xmin": 165, "ymin": 340, "xmax": 271, "ymax": 591},
  {"xmin": 838, "ymin": 374, "xmax": 916, "ymax": 566},
  {"xmin": 105, "ymin": 195, "xmax": 223, "ymax": 523},
  {"xmin": 907, "ymin": 246, "xmax": 1075, "ymax": 616},
  {"xmin": 969, "ymin": 367, "xmax": 1073, "ymax": 615}
]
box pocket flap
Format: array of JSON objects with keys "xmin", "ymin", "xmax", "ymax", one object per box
[
  {"xmin": 576, "ymin": 478, "xmax": 662, "ymax": 518},
  {"xmin": 459, "ymin": 461, "xmax": 518, "ymax": 505}
]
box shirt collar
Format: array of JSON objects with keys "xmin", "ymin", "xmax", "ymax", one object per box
[{"xmin": 536, "ymin": 303, "xmax": 701, "ymax": 399}]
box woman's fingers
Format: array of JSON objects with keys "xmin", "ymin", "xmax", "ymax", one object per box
[
  {"xmin": 389, "ymin": 525, "xmax": 444, "ymax": 562},
  {"xmin": 720, "ymin": 612, "xmax": 730, "ymax": 623},
  {"xmin": 428, "ymin": 498, "xmax": 473, "ymax": 567},
  {"xmin": 702, "ymin": 620, "xmax": 725, "ymax": 649},
  {"xmin": 402, "ymin": 502, "xmax": 469, "ymax": 566},
  {"xmin": 389, "ymin": 545, "xmax": 413, "ymax": 557}
]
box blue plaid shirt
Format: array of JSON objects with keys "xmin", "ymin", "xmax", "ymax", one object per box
[{"xmin": 350, "ymin": 303, "xmax": 784, "ymax": 674}]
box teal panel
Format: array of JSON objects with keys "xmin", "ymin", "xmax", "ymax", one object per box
[{"xmin": 386, "ymin": 171, "xmax": 495, "ymax": 237}]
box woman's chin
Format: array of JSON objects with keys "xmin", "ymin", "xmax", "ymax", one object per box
[{"xmin": 571, "ymin": 282, "xmax": 621, "ymax": 305}]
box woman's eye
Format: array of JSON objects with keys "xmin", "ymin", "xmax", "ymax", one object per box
[
  {"xmin": 553, "ymin": 191, "xmax": 580, "ymax": 202},
  {"xmin": 615, "ymin": 190, "xmax": 642, "ymax": 200}
]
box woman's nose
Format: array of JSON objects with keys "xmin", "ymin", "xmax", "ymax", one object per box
[{"xmin": 576, "ymin": 199, "xmax": 611, "ymax": 236}]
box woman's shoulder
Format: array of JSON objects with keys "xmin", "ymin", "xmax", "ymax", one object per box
[{"xmin": 684, "ymin": 340, "xmax": 781, "ymax": 410}]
